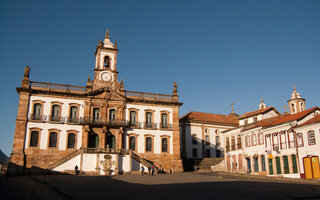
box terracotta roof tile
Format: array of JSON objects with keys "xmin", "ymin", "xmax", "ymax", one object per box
[
  {"xmin": 239, "ymin": 107, "xmax": 280, "ymax": 119},
  {"xmin": 247, "ymin": 107, "xmax": 319, "ymax": 130},
  {"xmin": 296, "ymin": 111, "xmax": 320, "ymax": 127},
  {"xmin": 268, "ymin": 107, "xmax": 319, "ymax": 126},
  {"xmin": 180, "ymin": 111, "xmax": 239, "ymax": 126}
]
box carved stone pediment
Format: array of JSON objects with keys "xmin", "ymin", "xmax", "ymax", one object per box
[{"xmin": 86, "ymin": 87, "xmax": 126, "ymax": 101}]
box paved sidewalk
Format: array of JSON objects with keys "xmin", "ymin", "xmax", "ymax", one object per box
[
  {"xmin": 1, "ymin": 173, "xmax": 320, "ymax": 200},
  {"xmin": 207, "ymin": 171, "xmax": 320, "ymax": 185}
]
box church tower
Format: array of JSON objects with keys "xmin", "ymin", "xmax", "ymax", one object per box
[
  {"xmin": 91, "ymin": 29, "xmax": 120, "ymax": 91},
  {"xmin": 287, "ymin": 85, "xmax": 306, "ymax": 114}
]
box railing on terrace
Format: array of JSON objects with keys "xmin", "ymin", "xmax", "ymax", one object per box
[
  {"xmin": 82, "ymin": 148, "xmax": 130, "ymax": 155},
  {"xmin": 29, "ymin": 81, "xmax": 87, "ymax": 93},
  {"xmin": 124, "ymin": 91, "xmax": 174, "ymax": 102},
  {"xmin": 28, "ymin": 114, "xmax": 173, "ymax": 130},
  {"xmin": 144, "ymin": 122, "xmax": 158, "ymax": 129}
]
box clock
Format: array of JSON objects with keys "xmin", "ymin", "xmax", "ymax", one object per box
[{"xmin": 101, "ymin": 72, "xmax": 112, "ymax": 81}]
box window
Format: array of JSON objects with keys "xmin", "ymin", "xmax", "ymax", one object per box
[
  {"xmin": 146, "ymin": 112, "xmax": 152, "ymax": 128},
  {"xmin": 130, "ymin": 111, "xmax": 136, "ymax": 125},
  {"xmin": 93, "ymin": 108, "xmax": 100, "ymax": 122},
  {"xmin": 192, "ymin": 134, "xmax": 197, "ymax": 145},
  {"xmin": 291, "ymin": 103, "xmax": 295, "ymax": 113},
  {"xmin": 280, "ymin": 131, "xmax": 287, "ymax": 149},
  {"xmin": 49, "ymin": 132, "xmax": 57, "ymax": 147},
  {"xmin": 245, "ymin": 135, "xmax": 250, "ymax": 147},
  {"xmin": 205, "ymin": 135, "xmax": 210, "ymax": 145},
  {"xmin": 33, "ymin": 103, "xmax": 42, "ymax": 120},
  {"xmin": 253, "ymin": 116, "xmax": 258, "ymax": 122},
  {"xmin": 244, "ymin": 119, "xmax": 248, "ymax": 125},
  {"xmin": 67, "ymin": 133, "xmax": 76, "ymax": 148},
  {"xmin": 104, "ymin": 56, "xmax": 110, "ymax": 68},
  {"xmin": 216, "ymin": 136, "xmax": 220, "ymax": 146},
  {"xmin": 109, "ymin": 109, "xmax": 116, "ymax": 122},
  {"xmin": 252, "ymin": 134, "xmax": 257, "ymax": 146},
  {"xmin": 237, "ymin": 135, "xmax": 242, "ymax": 149},
  {"xmin": 231, "ymin": 136, "xmax": 236, "ymax": 150},
  {"xmin": 226, "ymin": 138, "xmax": 230, "ymax": 152},
  {"xmin": 162, "ymin": 138, "xmax": 168, "ymax": 152},
  {"xmin": 192, "ymin": 149, "xmax": 197, "ymax": 157},
  {"xmin": 258, "ymin": 133, "xmax": 264, "ymax": 145},
  {"xmin": 30, "ymin": 131, "xmax": 39, "ymax": 147},
  {"xmin": 69, "ymin": 106, "xmax": 78, "ymax": 122},
  {"xmin": 129, "ymin": 136, "xmax": 136, "ymax": 151},
  {"xmin": 288, "ymin": 131, "xmax": 296, "ymax": 148},
  {"xmin": 308, "ymin": 130, "xmax": 316, "ymax": 145},
  {"xmin": 161, "ymin": 113, "xmax": 168, "ymax": 128},
  {"xmin": 51, "ymin": 105, "xmax": 60, "ymax": 121},
  {"xmin": 296, "ymin": 133, "xmax": 303, "ymax": 147},
  {"xmin": 146, "ymin": 137, "xmax": 152, "ymax": 152}
]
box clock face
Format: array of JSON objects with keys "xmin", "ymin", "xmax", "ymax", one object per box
[{"xmin": 101, "ymin": 72, "xmax": 112, "ymax": 81}]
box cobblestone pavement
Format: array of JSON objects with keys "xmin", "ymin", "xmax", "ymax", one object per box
[{"xmin": 1, "ymin": 173, "xmax": 320, "ymax": 200}]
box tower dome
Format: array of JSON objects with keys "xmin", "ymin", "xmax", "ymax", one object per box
[{"xmin": 287, "ymin": 85, "xmax": 306, "ymax": 114}]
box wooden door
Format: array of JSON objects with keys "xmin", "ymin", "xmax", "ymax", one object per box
[
  {"xmin": 269, "ymin": 159, "xmax": 273, "ymax": 175},
  {"xmin": 291, "ymin": 155, "xmax": 298, "ymax": 173},
  {"xmin": 276, "ymin": 157, "xmax": 281, "ymax": 174},
  {"xmin": 304, "ymin": 157, "xmax": 313, "ymax": 179},
  {"xmin": 227, "ymin": 156, "xmax": 231, "ymax": 171},
  {"xmin": 283, "ymin": 156, "xmax": 289, "ymax": 174},
  {"xmin": 311, "ymin": 156, "xmax": 320, "ymax": 179}
]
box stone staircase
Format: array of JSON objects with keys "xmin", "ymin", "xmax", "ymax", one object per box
[
  {"xmin": 47, "ymin": 149, "xmax": 81, "ymax": 170},
  {"xmin": 195, "ymin": 158, "xmax": 225, "ymax": 172},
  {"xmin": 131, "ymin": 152, "xmax": 157, "ymax": 169}
]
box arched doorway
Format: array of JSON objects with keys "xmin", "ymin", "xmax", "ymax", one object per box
[
  {"xmin": 88, "ymin": 133, "xmax": 99, "ymax": 148},
  {"xmin": 106, "ymin": 134, "xmax": 116, "ymax": 149}
]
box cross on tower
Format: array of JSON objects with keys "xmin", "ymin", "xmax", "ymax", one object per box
[{"xmin": 231, "ymin": 102, "xmax": 234, "ymax": 113}]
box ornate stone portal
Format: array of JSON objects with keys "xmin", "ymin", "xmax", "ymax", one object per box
[{"xmin": 100, "ymin": 154, "xmax": 115, "ymax": 175}]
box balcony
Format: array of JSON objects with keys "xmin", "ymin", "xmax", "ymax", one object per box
[
  {"xmin": 160, "ymin": 123, "xmax": 172, "ymax": 130},
  {"xmin": 144, "ymin": 122, "xmax": 158, "ymax": 129}
]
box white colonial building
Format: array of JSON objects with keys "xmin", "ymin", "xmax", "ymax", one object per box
[
  {"xmin": 223, "ymin": 88, "xmax": 320, "ymax": 179},
  {"xmin": 8, "ymin": 29, "xmax": 183, "ymax": 175}
]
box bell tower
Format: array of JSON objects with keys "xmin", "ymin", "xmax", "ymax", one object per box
[
  {"xmin": 91, "ymin": 29, "xmax": 120, "ymax": 91},
  {"xmin": 287, "ymin": 85, "xmax": 306, "ymax": 114}
]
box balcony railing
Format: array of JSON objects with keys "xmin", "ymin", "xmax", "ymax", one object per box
[
  {"xmin": 231, "ymin": 145, "xmax": 236, "ymax": 151},
  {"xmin": 28, "ymin": 114, "xmax": 172, "ymax": 130},
  {"xmin": 226, "ymin": 146, "xmax": 230, "ymax": 152},
  {"xmin": 237, "ymin": 143, "xmax": 242, "ymax": 149},
  {"xmin": 160, "ymin": 123, "xmax": 172, "ymax": 129},
  {"xmin": 144, "ymin": 122, "xmax": 158, "ymax": 129},
  {"xmin": 124, "ymin": 91, "xmax": 176, "ymax": 102},
  {"xmin": 29, "ymin": 81, "xmax": 87, "ymax": 93}
]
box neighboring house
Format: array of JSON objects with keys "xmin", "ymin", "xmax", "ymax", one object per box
[
  {"xmin": 223, "ymin": 88, "xmax": 320, "ymax": 179},
  {"xmin": 180, "ymin": 111, "xmax": 238, "ymax": 168},
  {"xmin": 8, "ymin": 30, "xmax": 183, "ymax": 175},
  {"xmin": 294, "ymin": 114, "xmax": 320, "ymax": 179}
]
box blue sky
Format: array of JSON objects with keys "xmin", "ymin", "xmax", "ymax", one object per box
[{"xmin": 1, "ymin": 0, "xmax": 319, "ymax": 156}]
